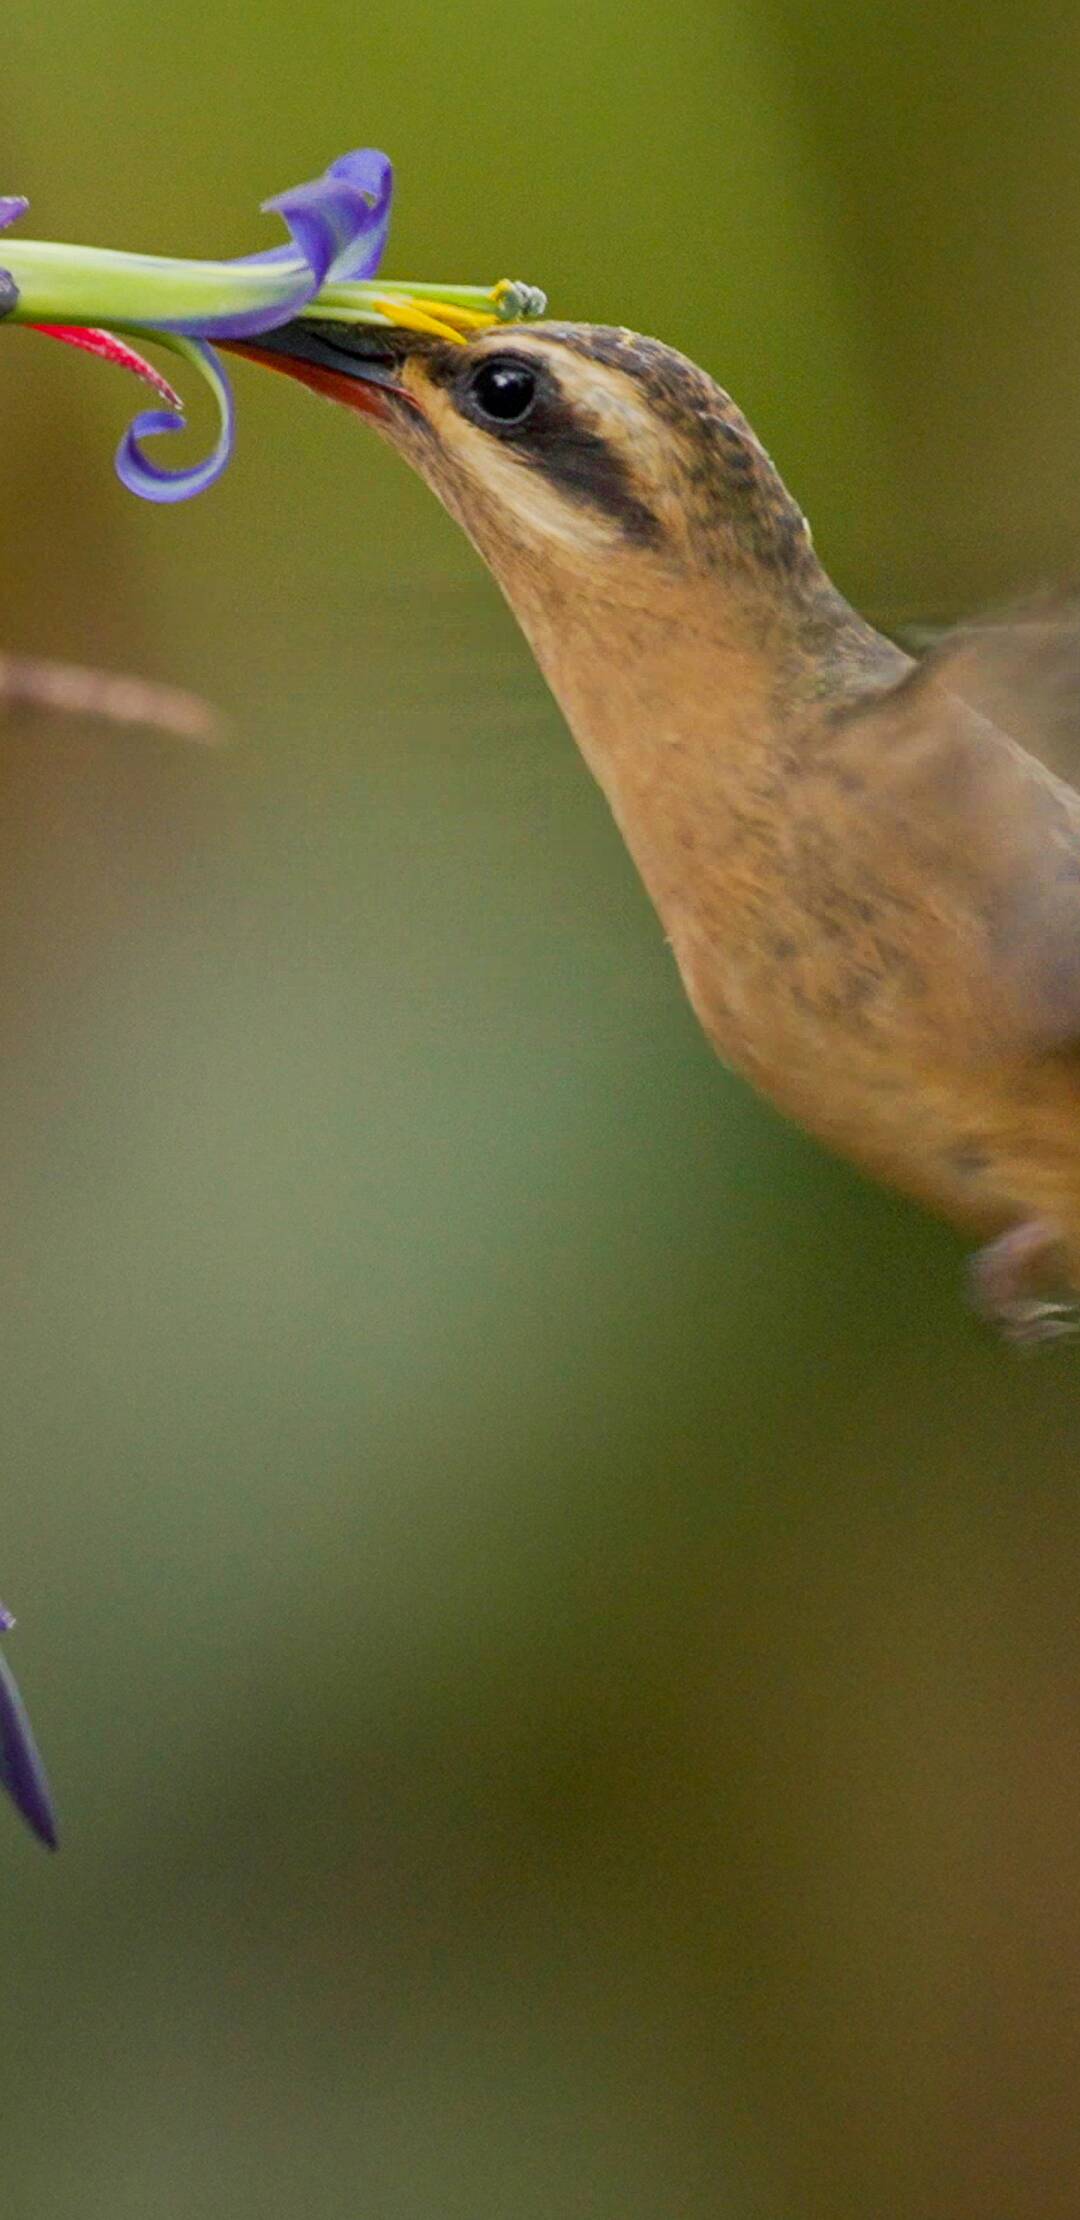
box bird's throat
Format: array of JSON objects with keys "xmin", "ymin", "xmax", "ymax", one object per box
[{"xmin": 502, "ymin": 571, "xmax": 802, "ymax": 910}]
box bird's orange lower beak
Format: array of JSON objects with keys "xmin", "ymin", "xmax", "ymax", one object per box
[{"xmin": 224, "ymin": 321, "xmax": 418, "ymax": 424}]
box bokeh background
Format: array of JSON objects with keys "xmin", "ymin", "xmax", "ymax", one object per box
[{"xmin": 4, "ymin": 7, "xmax": 1080, "ymax": 2215}]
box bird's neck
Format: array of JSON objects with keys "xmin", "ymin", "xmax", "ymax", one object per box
[{"xmin": 501, "ymin": 556, "xmax": 904, "ymax": 939}]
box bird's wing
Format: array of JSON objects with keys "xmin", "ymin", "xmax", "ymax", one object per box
[
  {"xmin": 901, "ymin": 594, "xmax": 1080, "ymax": 785},
  {"xmin": 828, "ymin": 597, "xmax": 1080, "ymax": 1055}
]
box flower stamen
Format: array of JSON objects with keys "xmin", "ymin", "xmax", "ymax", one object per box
[{"xmin": 370, "ymin": 295, "xmax": 471, "ymax": 344}]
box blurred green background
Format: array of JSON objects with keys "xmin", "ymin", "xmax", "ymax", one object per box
[{"xmin": 4, "ymin": 6, "xmax": 1080, "ymax": 2216}]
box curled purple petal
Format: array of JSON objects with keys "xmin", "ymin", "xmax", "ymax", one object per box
[
  {"xmin": 0, "ymin": 1634, "xmax": 58, "ymax": 1849},
  {"xmin": 166, "ymin": 149, "xmax": 395, "ymax": 341},
  {"xmin": 322, "ymin": 150, "xmax": 393, "ymax": 279},
  {"xmin": 234, "ymin": 149, "xmax": 394, "ymax": 290},
  {"xmin": 114, "ymin": 338, "xmax": 235, "ymax": 502},
  {"xmin": 262, "ymin": 162, "xmax": 383, "ymax": 286}
]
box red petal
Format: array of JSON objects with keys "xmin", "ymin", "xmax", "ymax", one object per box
[{"xmin": 29, "ymin": 324, "xmax": 183, "ymax": 412}]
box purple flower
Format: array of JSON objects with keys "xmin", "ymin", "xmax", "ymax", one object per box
[
  {"xmin": 1, "ymin": 153, "xmax": 544, "ymax": 504},
  {"xmin": 112, "ymin": 149, "xmax": 393, "ymax": 503},
  {"xmin": 0, "ymin": 1606, "xmax": 57, "ymax": 1849},
  {"xmin": 0, "ymin": 151, "xmax": 395, "ymax": 503}
]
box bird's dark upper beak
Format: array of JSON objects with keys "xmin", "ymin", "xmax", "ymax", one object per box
[{"xmin": 224, "ymin": 319, "xmax": 422, "ymax": 422}]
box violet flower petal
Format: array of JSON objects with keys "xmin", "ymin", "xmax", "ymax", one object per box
[
  {"xmin": 0, "ymin": 194, "xmax": 26, "ymax": 315},
  {"xmin": 161, "ymin": 150, "xmax": 395, "ymax": 340},
  {"xmin": 243, "ymin": 150, "xmax": 393, "ymax": 285},
  {"xmin": 0, "ymin": 1625, "xmax": 58, "ymax": 1850},
  {"xmin": 115, "ymin": 334, "xmax": 235, "ymax": 503},
  {"xmin": 111, "ymin": 153, "xmax": 391, "ymax": 498},
  {"xmin": 324, "ymin": 150, "xmax": 393, "ymax": 278}
]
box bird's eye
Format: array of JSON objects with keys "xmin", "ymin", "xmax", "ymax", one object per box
[{"xmin": 464, "ymin": 357, "xmax": 539, "ymax": 428}]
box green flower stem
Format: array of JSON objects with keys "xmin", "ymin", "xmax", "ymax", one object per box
[
  {"xmin": 0, "ymin": 241, "xmax": 544, "ymax": 332},
  {"xmin": 311, "ymin": 280, "xmax": 520, "ymax": 318},
  {"xmin": 0, "ymin": 240, "xmax": 299, "ymax": 326}
]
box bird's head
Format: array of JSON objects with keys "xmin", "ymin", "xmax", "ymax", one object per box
[
  {"xmin": 233, "ymin": 316, "xmax": 886, "ymax": 868},
  {"xmin": 237, "ymin": 318, "xmax": 820, "ymax": 632},
  {"xmin": 233, "ymin": 315, "xmax": 890, "ymax": 928}
]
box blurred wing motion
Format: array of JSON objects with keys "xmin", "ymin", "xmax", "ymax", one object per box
[
  {"xmin": 0, "ymin": 1638, "xmax": 58, "ymax": 1849},
  {"xmin": 880, "ymin": 595, "xmax": 1080, "ymax": 782},
  {"xmin": 910, "ymin": 593, "xmax": 1080, "ymax": 785},
  {"xmin": 835, "ymin": 593, "xmax": 1080, "ymax": 1058}
]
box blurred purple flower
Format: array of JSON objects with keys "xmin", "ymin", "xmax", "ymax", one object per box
[{"xmin": 0, "ymin": 1605, "xmax": 57, "ymax": 1849}]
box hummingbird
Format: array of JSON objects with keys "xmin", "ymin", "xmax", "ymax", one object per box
[{"xmin": 234, "ymin": 316, "xmax": 1080, "ymax": 1344}]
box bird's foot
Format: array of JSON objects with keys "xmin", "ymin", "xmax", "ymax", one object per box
[{"xmin": 969, "ymin": 1220, "xmax": 1079, "ymax": 1348}]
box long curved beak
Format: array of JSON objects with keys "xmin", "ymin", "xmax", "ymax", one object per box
[{"xmin": 225, "ymin": 320, "xmax": 420, "ymax": 422}]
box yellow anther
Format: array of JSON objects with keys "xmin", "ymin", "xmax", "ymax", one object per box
[
  {"xmin": 424, "ymin": 302, "xmax": 501, "ymax": 333},
  {"xmin": 371, "ymin": 295, "xmax": 469, "ymax": 344}
]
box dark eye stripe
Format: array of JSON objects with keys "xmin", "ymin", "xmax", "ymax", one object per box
[{"xmin": 518, "ymin": 418, "xmax": 661, "ymax": 546}]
